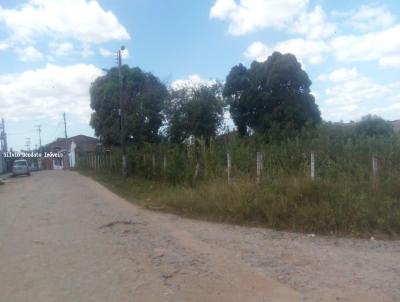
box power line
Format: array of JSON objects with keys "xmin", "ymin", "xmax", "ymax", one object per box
[
  {"xmin": 49, "ymin": 119, "xmax": 63, "ymax": 142},
  {"xmin": 6, "ymin": 131, "xmax": 36, "ymax": 136}
]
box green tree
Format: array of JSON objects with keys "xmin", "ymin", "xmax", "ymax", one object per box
[
  {"xmin": 224, "ymin": 52, "xmax": 321, "ymax": 137},
  {"xmin": 90, "ymin": 66, "xmax": 168, "ymax": 145},
  {"xmin": 166, "ymin": 84, "xmax": 224, "ymax": 143},
  {"xmin": 355, "ymin": 115, "xmax": 393, "ymax": 137}
]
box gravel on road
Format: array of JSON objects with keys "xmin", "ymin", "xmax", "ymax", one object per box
[{"xmin": 0, "ymin": 170, "xmax": 398, "ymax": 302}]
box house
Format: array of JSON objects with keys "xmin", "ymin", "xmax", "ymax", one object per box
[{"xmin": 42, "ymin": 135, "xmax": 99, "ymax": 170}]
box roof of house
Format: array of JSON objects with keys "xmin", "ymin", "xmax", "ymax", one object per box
[{"xmin": 45, "ymin": 135, "xmax": 99, "ymax": 151}]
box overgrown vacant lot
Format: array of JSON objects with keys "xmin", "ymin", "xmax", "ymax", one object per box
[
  {"xmin": 78, "ymin": 128, "xmax": 400, "ymax": 237},
  {"xmin": 80, "ymin": 167, "xmax": 400, "ymax": 238}
]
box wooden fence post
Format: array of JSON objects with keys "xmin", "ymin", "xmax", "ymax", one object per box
[
  {"xmin": 372, "ymin": 156, "xmax": 378, "ymax": 187},
  {"xmin": 227, "ymin": 153, "xmax": 232, "ymax": 185},
  {"xmin": 152, "ymin": 154, "xmax": 156, "ymax": 170},
  {"xmin": 193, "ymin": 162, "xmax": 200, "ymax": 183},
  {"xmin": 163, "ymin": 154, "xmax": 167, "ymax": 171},
  {"xmin": 310, "ymin": 151, "xmax": 315, "ymax": 180},
  {"xmin": 256, "ymin": 152, "xmax": 263, "ymax": 185}
]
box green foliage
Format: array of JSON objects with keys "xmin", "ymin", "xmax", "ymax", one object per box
[
  {"xmin": 81, "ymin": 168, "xmax": 400, "ymax": 237},
  {"xmin": 77, "ymin": 128, "xmax": 400, "ymax": 236},
  {"xmin": 83, "ymin": 55, "xmax": 400, "ymax": 237},
  {"xmin": 90, "ymin": 66, "xmax": 168, "ymax": 145},
  {"xmin": 166, "ymin": 85, "xmax": 224, "ymax": 143},
  {"xmin": 355, "ymin": 115, "xmax": 394, "ymax": 138},
  {"xmin": 224, "ymin": 52, "xmax": 321, "ymax": 137}
]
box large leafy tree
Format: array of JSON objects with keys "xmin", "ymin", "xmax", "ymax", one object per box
[
  {"xmin": 90, "ymin": 66, "xmax": 168, "ymax": 145},
  {"xmin": 166, "ymin": 84, "xmax": 224, "ymax": 143},
  {"xmin": 224, "ymin": 52, "xmax": 321, "ymax": 136},
  {"xmin": 355, "ymin": 115, "xmax": 393, "ymax": 137}
]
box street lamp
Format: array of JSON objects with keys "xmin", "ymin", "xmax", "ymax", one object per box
[{"xmin": 117, "ymin": 46, "xmax": 127, "ymax": 177}]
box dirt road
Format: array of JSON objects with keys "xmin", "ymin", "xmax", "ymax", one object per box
[{"xmin": 0, "ymin": 171, "xmax": 399, "ymax": 302}]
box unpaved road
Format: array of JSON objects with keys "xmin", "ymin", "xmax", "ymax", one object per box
[{"xmin": 0, "ymin": 171, "xmax": 399, "ymax": 302}]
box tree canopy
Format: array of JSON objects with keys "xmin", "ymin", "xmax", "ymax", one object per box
[
  {"xmin": 354, "ymin": 115, "xmax": 394, "ymax": 137},
  {"xmin": 224, "ymin": 52, "xmax": 321, "ymax": 137},
  {"xmin": 165, "ymin": 84, "xmax": 224, "ymax": 143},
  {"xmin": 90, "ymin": 66, "xmax": 168, "ymax": 145}
]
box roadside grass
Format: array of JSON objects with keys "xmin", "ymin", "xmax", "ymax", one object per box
[{"xmin": 78, "ymin": 169, "xmax": 400, "ymax": 238}]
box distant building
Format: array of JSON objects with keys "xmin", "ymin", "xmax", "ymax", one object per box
[
  {"xmin": 0, "ymin": 153, "xmax": 6, "ymax": 173},
  {"xmin": 391, "ymin": 120, "xmax": 400, "ymax": 132},
  {"xmin": 42, "ymin": 135, "xmax": 99, "ymax": 170},
  {"xmin": 331, "ymin": 120, "xmax": 400, "ymax": 132}
]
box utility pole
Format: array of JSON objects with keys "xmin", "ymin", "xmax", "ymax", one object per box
[
  {"xmin": 63, "ymin": 112, "xmax": 68, "ymax": 151},
  {"xmin": 35, "ymin": 125, "xmax": 42, "ymax": 149},
  {"xmin": 0, "ymin": 118, "xmax": 7, "ymax": 152},
  {"xmin": 63, "ymin": 112, "xmax": 69, "ymax": 169},
  {"xmin": 25, "ymin": 137, "xmax": 31, "ymax": 151},
  {"xmin": 117, "ymin": 46, "xmax": 127, "ymax": 177}
]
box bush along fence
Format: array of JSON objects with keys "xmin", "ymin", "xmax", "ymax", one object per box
[
  {"xmin": 76, "ymin": 135, "xmax": 400, "ymax": 235},
  {"xmin": 77, "ymin": 135, "xmax": 400, "ymax": 187}
]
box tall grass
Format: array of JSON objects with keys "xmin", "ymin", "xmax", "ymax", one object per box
[{"xmin": 77, "ymin": 132, "xmax": 400, "ymax": 237}]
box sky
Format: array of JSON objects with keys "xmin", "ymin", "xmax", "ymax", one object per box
[{"xmin": 0, "ymin": 0, "xmax": 399, "ymax": 151}]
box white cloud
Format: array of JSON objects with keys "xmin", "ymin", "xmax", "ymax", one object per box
[
  {"xmin": 379, "ymin": 56, "xmax": 400, "ymax": 69},
  {"xmin": 324, "ymin": 71, "xmax": 390, "ymax": 106},
  {"xmin": 0, "ymin": 0, "xmax": 130, "ymax": 44},
  {"xmin": 49, "ymin": 41, "xmax": 73, "ymax": 56},
  {"xmin": 348, "ymin": 4, "xmax": 395, "ymax": 32},
  {"xmin": 246, "ymin": 22, "xmax": 400, "ymax": 68},
  {"xmin": 210, "ymin": 0, "xmax": 309, "ymax": 35},
  {"xmin": 81, "ymin": 44, "xmax": 94, "ymax": 57},
  {"xmin": 171, "ymin": 74, "xmax": 216, "ymax": 90},
  {"xmin": 291, "ymin": 5, "xmax": 336, "ymax": 40},
  {"xmin": 99, "ymin": 48, "xmax": 113, "ymax": 57},
  {"xmin": 99, "ymin": 47, "xmax": 129, "ymax": 59},
  {"xmin": 0, "ymin": 64, "xmax": 104, "ymax": 122},
  {"xmin": 330, "ymin": 25, "xmax": 400, "ymax": 64},
  {"xmin": 318, "ymin": 68, "xmax": 400, "ymax": 121},
  {"xmin": 317, "ymin": 67, "xmax": 358, "ymax": 82},
  {"xmin": 15, "ymin": 46, "xmax": 43, "ymax": 61},
  {"xmin": 244, "ymin": 39, "xmax": 329, "ymax": 65},
  {"xmin": 0, "ymin": 42, "xmax": 9, "ymax": 50}
]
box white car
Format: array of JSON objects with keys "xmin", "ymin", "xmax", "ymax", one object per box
[{"xmin": 12, "ymin": 159, "xmax": 31, "ymax": 177}]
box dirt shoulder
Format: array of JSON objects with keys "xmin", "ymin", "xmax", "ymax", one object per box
[{"xmin": 0, "ymin": 170, "xmax": 399, "ymax": 301}]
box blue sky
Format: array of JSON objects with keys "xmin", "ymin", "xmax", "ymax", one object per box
[{"xmin": 1, "ymin": 0, "xmax": 399, "ymax": 150}]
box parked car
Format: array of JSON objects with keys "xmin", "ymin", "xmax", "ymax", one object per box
[{"xmin": 12, "ymin": 160, "xmax": 30, "ymax": 177}]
